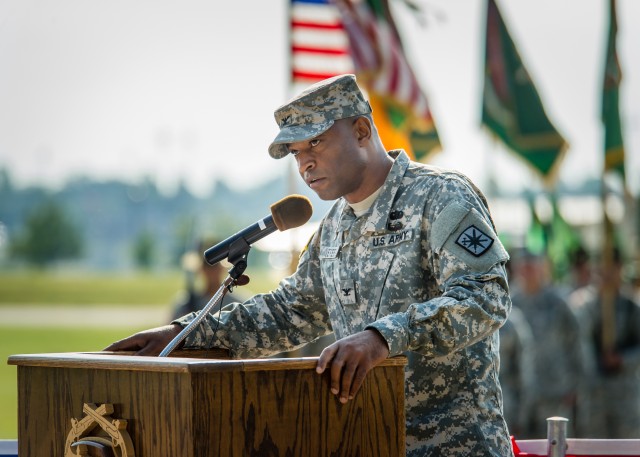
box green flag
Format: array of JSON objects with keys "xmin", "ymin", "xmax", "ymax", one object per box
[
  {"xmin": 525, "ymin": 195, "xmax": 582, "ymax": 280},
  {"xmin": 482, "ymin": 0, "xmax": 568, "ymax": 185},
  {"xmin": 525, "ymin": 197, "xmax": 547, "ymax": 257},
  {"xmin": 602, "ymin": 0, "xmax": 625, "ymax": 180},
  {"xmin": 547, "ymin": 198, "xmax": 583, "ymax": 280}
]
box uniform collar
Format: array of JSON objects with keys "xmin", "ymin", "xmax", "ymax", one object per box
[
  {"xmin": 364, "ymin": 149, "xmax": 410, "ymax": 233},
  {"xmin": 335, "ymin": 149, "xmax": 411, "ymax": 235}
]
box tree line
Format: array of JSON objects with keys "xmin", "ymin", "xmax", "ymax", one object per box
[{"xmin": 0, "ymin": 168, "xmax": 326, "ymax": 271}]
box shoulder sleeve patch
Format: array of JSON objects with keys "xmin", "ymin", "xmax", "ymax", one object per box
[
  {"xmin": 432, "ymin": 204, "xmax": 508, "ymax": 270},
  {"xmin": 455, "ymin": 225, "xmax": 494, "ymax": 256}
]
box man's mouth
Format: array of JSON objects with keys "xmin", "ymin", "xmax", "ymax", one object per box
[{"xmin": 306, "ymin": 176, "xmax": 323, "ymax": 188}]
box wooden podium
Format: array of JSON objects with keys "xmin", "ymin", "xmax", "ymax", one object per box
[{"xmin": 8, "ymin": 351, "xmax": 406, "ymax": 456}]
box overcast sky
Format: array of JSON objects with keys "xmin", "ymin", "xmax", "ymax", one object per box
[{"xmin": 0, "ymin": 0, "xmax": 638, "ymax": 197}]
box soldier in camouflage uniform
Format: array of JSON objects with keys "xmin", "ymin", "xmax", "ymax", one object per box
[
  {"xmin": 106, "ymin": 74, "xmax": 513, "ymax": 456},
  {"xmin": 171, "ymin": 238, "xmax": 245, "ymax": 321},
  {"xmin": 569, "ymin": 249, "xmax": 640, "ymax": 438},
  {"xmin": 510, "ymin": 250, "xmax": 584, "ymax": 438},
  {"xmin": 499, "ymin": 305, "xmax": 536, "ymax": 437}
]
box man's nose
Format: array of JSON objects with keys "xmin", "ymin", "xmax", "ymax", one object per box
[{"xmin": 296, "ymin": 151, "xmax": 314, "ymax": 174}]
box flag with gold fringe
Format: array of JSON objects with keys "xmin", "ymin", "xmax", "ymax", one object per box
[
  {"xmin": 602, "ymin": 0, "xmax": 625, "ymax": 181},
  {"xmin": 481, "ymin": 0, "xmax": 567, "ymax": 185},
  {"xmin": 334, "ymin": 0, "xmax": 440, "ymax": 162}
]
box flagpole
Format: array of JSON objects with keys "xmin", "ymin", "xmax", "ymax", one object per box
[
  {"xmin": 286, "ymin": 0, "xmax": 296, "ymax": 199},
  {"xmin": 286, "ymin": 0, "xmax": 295, "ymax": 196},
  {"xmin": 600, "ymin": 177, "xmax": 616, "ymax": 357},
  {"xmin": 286, "ymin": 0, "xmax": 301, "ymax": 275},
  {"xmin": 599, "ymin": 0, "xmax": 616, "ymax": 355},
  {"xmin": 599, "ymin": 0, "xmax": 624, "ymax": 357}
]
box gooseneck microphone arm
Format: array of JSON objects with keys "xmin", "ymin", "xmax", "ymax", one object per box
[
  {"xmin": 158, "ymin": 257, "xmax": 247, "ymax": 358},
  {"xmin": 158, "ymin": 194, "xmax": 313, "ymax": 357}
]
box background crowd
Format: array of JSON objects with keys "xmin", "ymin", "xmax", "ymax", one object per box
[{"xmin": 500, "ymin": 246, "xmax": 640, "ymax": 439}]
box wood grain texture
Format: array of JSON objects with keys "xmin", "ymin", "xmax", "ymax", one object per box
[
  {"xmin": 18, "ymin": 366, "xmax": 194, "ymax": 456},
  {"xmin": 10, "ymin": 353, "xmax": 406, "ymax": 456},
  {"xmin": 192, "ymin": 365, "xmax": 404, "ymax": 456},
  {"xmin": 8, "ymin": 352, "xmax": 406, "ymax": 373}
]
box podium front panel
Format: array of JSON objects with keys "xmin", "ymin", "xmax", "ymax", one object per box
[
  {"xmin": 191, "ymin": 362, "xmax": 405, "ymax": 455},
  {"xmin": 8, "ymin": 352, "xmax": 406, "ymax": 456}
]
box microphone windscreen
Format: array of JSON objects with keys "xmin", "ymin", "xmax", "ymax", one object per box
[{"xmin": 270, "ymin": 194, "xmax": 313, "ymax": 231}]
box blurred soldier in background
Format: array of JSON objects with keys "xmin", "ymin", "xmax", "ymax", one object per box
[
  {"xmin": 171, "ymin": 239, "xmax": 245, "ymax": 320},
  {"xmin": 510, "ymin": 249, "xmax": 584, "ymax": 438},
  {"xmin": 499, "ymin": 305, "xmax": 536, "ymax": 437},
  {"xmin": 569, "ymin": 248, "xmax": 640, "ymax": 438}
]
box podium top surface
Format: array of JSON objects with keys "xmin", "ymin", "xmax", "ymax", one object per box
[{"xmin": 7, "ymin": 351, "xmax": 407, "ymax": 373}]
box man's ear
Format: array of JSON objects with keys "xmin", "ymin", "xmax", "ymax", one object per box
[{"xmin": 353, "ymin": 116, "xmax": 372, "ymax": 144}]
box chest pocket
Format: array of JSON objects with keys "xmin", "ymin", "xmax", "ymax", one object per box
[
  {"xmin": 365, "ymin": 249, "xmax": 395, "ymax": 324},
  {"xmin": 320, "ymin": 244, "xmax": 395, "ymax": 336}
]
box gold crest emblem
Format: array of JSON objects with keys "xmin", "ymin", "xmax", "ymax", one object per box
[{"xmin": 64, "ymin": 403, "xmax": 134, "ymax": 457}]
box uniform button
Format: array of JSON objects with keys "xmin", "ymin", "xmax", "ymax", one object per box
[
  {"xmin": 387, "ymin": 221, "xmax": 403, "ymax": 231},
  {"xmin": 389, "ymin": 210, "xmax": 403, "ymax": 220}
]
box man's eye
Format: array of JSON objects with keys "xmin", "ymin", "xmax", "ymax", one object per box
[{"xmin": 310, "ymin": 139, "xmax": 320, "ymax": 147}]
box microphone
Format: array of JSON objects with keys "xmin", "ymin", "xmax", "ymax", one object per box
[{"xmin": 204, "ymin": 194, "xmax": 313, "ymax": 265}]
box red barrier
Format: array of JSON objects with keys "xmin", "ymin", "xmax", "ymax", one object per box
[{"xmin": 512, "ymin": 436, "xmax": 640, "ymax": 457}]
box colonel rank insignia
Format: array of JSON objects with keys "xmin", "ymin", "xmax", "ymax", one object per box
[{"xmin": 455, "ymin": 225, "xmax": 494, "ymax": 257}]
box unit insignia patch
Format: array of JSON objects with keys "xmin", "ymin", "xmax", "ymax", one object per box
[{"xmin": 455, "ymin": 225, "xmax": 494, "ymax": 257}]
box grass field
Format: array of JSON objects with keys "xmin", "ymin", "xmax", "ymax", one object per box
[
  {"xmin": 0, "ymin": 271, "xmax": 184, "ymax": 305},
  {"xmin": 0, "ymin": 270, "xmax": 281, "ymax": 306},
  {"xmin": 0, "ymin": 326, "xmax": 151, "ymax": 439}
]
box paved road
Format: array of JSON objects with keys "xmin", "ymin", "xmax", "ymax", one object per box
[{"xmin": 0, "ymin": 305, "xmax": 171, "ymax": 327}]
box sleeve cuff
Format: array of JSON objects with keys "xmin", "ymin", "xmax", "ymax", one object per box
[
  {"xmin": 366, "ymin": 312, "xmax": 410, "ymax": 357},
  {"xmin": 171, "ymin": 312, "xmax": 195, "ymax": 328},
  {"xmin": 170, "ymin": 312, "xmax": 202, "ymax": 349}
]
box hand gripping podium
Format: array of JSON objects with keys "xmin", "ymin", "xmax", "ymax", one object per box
[{"xmin": 8, "ymin": 351, "xmax": 406, "ymax": 456}]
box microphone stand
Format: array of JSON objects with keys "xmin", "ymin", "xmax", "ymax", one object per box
[{"xmin": 158, "ymin": 238, "xmax": 251, "ymax": 358}]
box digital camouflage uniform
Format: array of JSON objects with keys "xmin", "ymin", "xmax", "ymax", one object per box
[
  {"xmin": 176, "ymin": 150, "xmax": 513, "ymax": 456},
  {"xmin": 499, "ymin": 305, "xmax": 536, "ymax": 437},
  {"xmin": 511, "ymin": 285, "xmax": 584, "ymax": 437},
  {"xmin": 569, "ymin": 286, "xmax": 640, "ymax": 438},
  {"xmin": 171, "ymin": 288, "xmax": 242, "ymax": 321}
]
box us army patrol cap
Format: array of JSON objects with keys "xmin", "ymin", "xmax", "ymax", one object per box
[{"xmin": 268, "ymin": 74, "xmax": 372, "ymax": 159}]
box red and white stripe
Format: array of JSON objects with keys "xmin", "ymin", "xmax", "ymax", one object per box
[
  {"xmin": 333, "ymin": 0, "xmax": 433, "ymax": 123},
  {"xmin": 290, "ymin": 0, "xmax": 354, "ymax": 85}
]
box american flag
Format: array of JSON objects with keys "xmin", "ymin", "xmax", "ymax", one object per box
[
  {"xmin": 333, "ymin": 0, "xmax": 440, "ymax": 160},
  {"xmin": 335, "ymin": 0, "xmax": 437, "ymax": 134},
  {"xmin": 290, "ymin": 0, "xmax": 353, "ymax": 88},
  {"xmin": 288, "ymin": 0, "xmax": 439, "ymax": 160}
]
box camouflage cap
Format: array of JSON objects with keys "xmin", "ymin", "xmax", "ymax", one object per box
[{"xmin": 268, "ymin": 74, "xmax": 372, "ymax": 159}]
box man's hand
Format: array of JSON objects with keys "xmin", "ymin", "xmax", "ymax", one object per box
[
  {"xmin": 103, "ymin": 324, "xmax": 183, "ymax": 356},
  {"xmin": 316, "ymin": 329, "xmax": 390, "ymax": 404}
]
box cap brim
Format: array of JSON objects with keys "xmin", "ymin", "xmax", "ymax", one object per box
[{"xmin": 268, "ymin": 120, "xmax": 334, "ymax": 159}]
